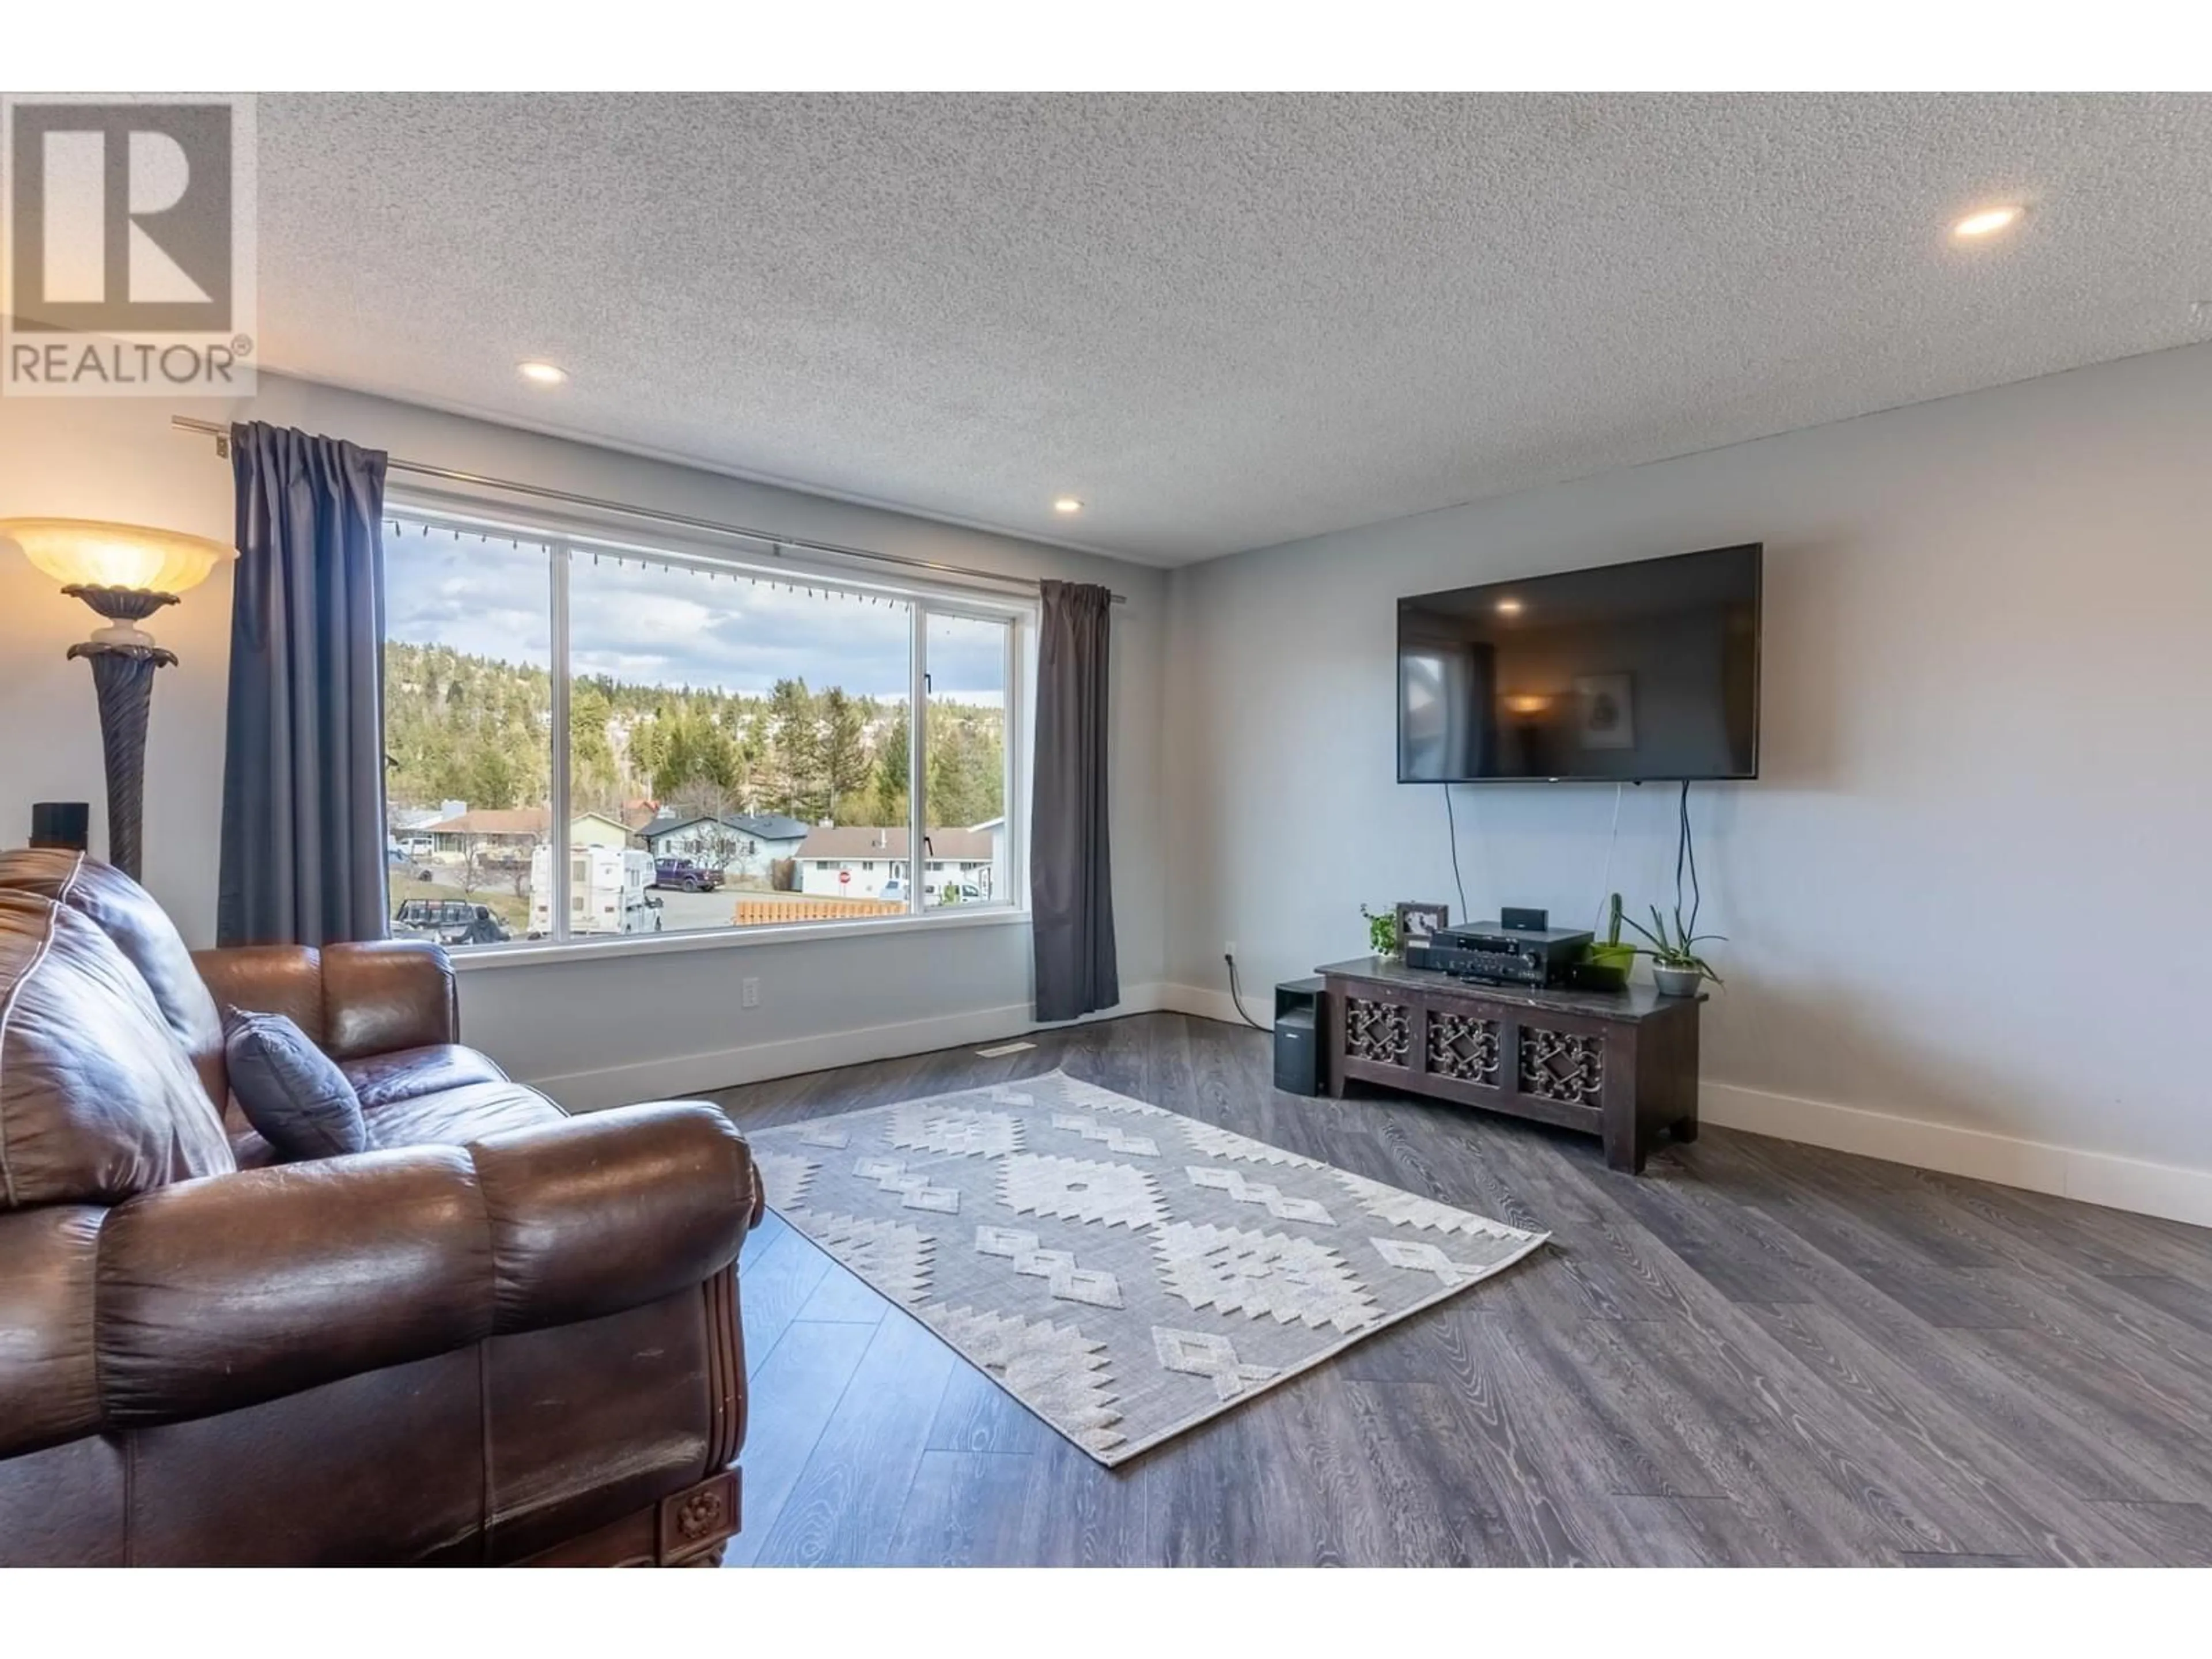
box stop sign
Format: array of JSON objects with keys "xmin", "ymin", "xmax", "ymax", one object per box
[{"xmin": 838, "ymin": 869, "xmax": 851, "ymax": 887}]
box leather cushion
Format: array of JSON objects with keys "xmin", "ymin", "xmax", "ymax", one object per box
[
  {"xmin": 341, "ymin": 1044, "xmax": 509, "ymax": 1112},
  {"xmin": 0, "ymin": 850, "xmax": 229, "ymax": 1111},
  {"xmin": 365, "ymin": 1080, "xmax": 569, "ymax": 1151},
  {"xmin": 223, "ymin": 1009, "xmax": 370, "ymax": 1161},
  {"xmin": 0, "ymin": 893, "xmax": 236, "ymax": 1209},
  {"xmin": 321, "ymin": 940, "xmax": 458, "ymax": 1060},
  {"xmin": 188, "ymin": 945, "xmax": 326, "ymax": 1049}
]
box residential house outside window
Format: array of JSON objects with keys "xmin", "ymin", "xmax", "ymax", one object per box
[{"xmin": 377, "ymin": 506, "xmax": 1025, "ymax": 953}]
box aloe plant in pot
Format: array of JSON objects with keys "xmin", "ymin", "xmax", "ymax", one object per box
[{"xmin": 1622, "ymin": 904, "xmax": 1725, "ymax": 997}]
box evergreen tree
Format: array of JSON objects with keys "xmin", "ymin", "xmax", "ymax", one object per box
[
  {"xmin": 820, "ymin": 688, "xmax": 870, "ymax": 824},
  {"xmin": 569, "ymin": 685, "xmax": 620, "ymax": 813},
  {"xmin": 378, "ymin": 640, "xmax": 1003, "ymax": 838},
  {"xmin": 768, "ymin": 678, "xmax": 823, "ymax": 819},
  {"xmin": 872, "ymin": 702, "xmax": 911, "ymax": 825},
  {"xmin": 467, "ymin": 738, "xmax": 523, "ymax": 812}
]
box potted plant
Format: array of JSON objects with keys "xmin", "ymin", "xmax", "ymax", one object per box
[
  {"xmin": 1359, "ymin": 903, "xmax": 1401, "ymax": 962},
  {"xmin": 1579, "ymin": 893, "xmax": 1638, "ymax": 991},
  {"xmin": 1621, "ymin": 903, "xmax": 1724, "ymax": 997}
]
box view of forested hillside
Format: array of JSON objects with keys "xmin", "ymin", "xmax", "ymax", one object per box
[{"xmin": 381, "ymin": 641, "xmax": 1005, "ymax": 828}]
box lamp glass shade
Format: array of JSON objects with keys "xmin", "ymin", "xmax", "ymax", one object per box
[{"xmin": 1, "ymin": 517, "xmax": 237, "ymax": 595}]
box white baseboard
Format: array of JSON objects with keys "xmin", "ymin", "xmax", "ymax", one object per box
[
  {"xmin": 1702, "ymin": 1080, "xmax": 2212, "ymax": 1230},
  {"xmin": 528, "ymin": 981, "xmax": 1168, "ymax": 1111},
  {"xmin": 1157, "ymin": 987, "xmax": 2212, "ymax": 1229},
  {"xmin": 530, "ymin": 980, "xmax": 2212, "ymax": 1230},
  {"xmin": 1160, "ymin": 981, "xmax": 1267, "ymax": 1027}
]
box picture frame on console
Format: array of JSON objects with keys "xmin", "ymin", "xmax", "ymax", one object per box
[{"xmin": 1395, "ymin": 902, "xmax": 1449, "ymax": 952}]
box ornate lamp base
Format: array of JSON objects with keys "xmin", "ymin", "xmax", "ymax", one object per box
[{"xmin": 62, "ymin": 586, "xmax": 180, "ymax": 883}]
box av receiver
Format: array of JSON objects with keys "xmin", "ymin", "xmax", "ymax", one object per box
[{"xmin": 1407, "ymin": 923, "xmax": 1592, "ymax": 988}]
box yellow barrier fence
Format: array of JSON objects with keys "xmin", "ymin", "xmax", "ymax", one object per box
[{"xmin": 732, "ymin": 896, "xmax": 906, "ymax": 926}]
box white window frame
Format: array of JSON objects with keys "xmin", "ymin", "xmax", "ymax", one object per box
[{"xmin": 380, "ymin": 498, "xmax": 1032, "ymax": 968}]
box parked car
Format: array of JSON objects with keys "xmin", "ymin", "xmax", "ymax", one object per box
[
  {"xmin": 652, "ymin": 856, "xmax": 722, "ymax": 892},
  {"xmin": 391, "ymin": 898, "xmax": 511, "ymax": 946}
]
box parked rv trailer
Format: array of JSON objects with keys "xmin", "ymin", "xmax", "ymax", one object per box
[{"xmin": 530, "ymin": 845, "xmax": 662, "ymax": 937}]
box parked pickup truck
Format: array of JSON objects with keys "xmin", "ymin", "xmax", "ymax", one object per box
[
  {"xmin": 391, "ymin": 897, "xmax": 511, "ymax": 946},
  {"xmin": 652, "ymin": 857, "xmax": 723, "ymax": 892}
]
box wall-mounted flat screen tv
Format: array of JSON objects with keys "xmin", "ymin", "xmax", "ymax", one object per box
[{"xmin": 1398, "ymin": 543, "xmax": 1761, "ymax": 783}]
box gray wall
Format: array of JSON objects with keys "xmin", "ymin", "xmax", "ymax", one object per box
[
  {"xmin": 9, "ymin": 344, "xmax": 2211, "ymax": 1215},
  {"xmin": 1163, "ymin": 342, "xmax": 2212, "ymax": 1183},
  {"xmin": 0, "ymin": 375, "xmax": 1169, "ymax": 1102}
]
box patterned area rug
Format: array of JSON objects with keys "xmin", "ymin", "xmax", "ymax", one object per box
[{"xmin": 745, "ymin": 1070, "xmax": 1548, "ymax": 1465}]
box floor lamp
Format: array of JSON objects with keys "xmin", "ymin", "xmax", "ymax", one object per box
[{"xmin": 3, "ymin": 518, "xmax": 236, "ymax": 882}]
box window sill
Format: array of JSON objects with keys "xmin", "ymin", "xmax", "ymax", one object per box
[{"xmin": 445, "ymin": 903, "xmax": 1030, "ymax": 971}]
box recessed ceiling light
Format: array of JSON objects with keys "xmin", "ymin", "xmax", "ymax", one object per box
[
  {"xmin": 1052, "ymin": 497, "xmax": 1083, "ymax": 514},
  {"xmin": 517, "ymin": 360, "xmax": 568, "ymax": 385},
  {"xmin": 1495, "ymin": 597, "xmax": 1523, "ymax": 616},
  {"xmin": 1951, "ymin": 205, "xmax": 2024, "ymax": 240}
]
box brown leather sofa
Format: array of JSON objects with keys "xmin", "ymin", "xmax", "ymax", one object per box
[{"xmin": 0, "ymin": 849, "xmax": 761, "ymax": 1566}]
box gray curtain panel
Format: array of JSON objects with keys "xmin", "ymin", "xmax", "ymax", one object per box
[
  {"xmin": 217, "ymin": 422, "xmax": 390, "ymax": 947},
  {"xmin": 1031, "ymin": 579, "xmax": 1119, "ymax": 1020}
]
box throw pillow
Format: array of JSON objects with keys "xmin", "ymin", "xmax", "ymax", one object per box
[{"xmin": 222, "ymin": 1007, "xmax": 370, "ymax": 1161}]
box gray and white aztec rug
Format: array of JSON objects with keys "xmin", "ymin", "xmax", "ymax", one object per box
[{"xmin": 745, "ymin": 1070, "xmax": 1549, "ymax": 1465}]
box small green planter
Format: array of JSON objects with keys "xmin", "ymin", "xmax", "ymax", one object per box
[{"xmin": 1577, "ymin": 941, "xmax": 1637, "ymax": 992}]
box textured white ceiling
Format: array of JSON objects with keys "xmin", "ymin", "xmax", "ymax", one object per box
[{"xmin": 256, "ymin": 93, "xmax": 2212, "ymax": 565}]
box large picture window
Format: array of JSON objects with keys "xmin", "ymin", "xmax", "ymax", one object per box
[
  {"xmin": 381, "ymin": 525, "xmax": 555, "ymax": 949},
  {"xmin": 380, "ymin": 507, "xmax": 1024, "ymax": 953}
]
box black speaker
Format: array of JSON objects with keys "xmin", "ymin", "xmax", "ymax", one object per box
[
  {"xmin": 1271, "ymin": 975, "xmax": 1327, "ymax": 1096},
  {"xmin": 1273, "ymin": 1009, "xmax": 1320, "ymax": 1096},
  {"xmin": 31, "ymin": 802, "xmax": 90, "ymax": 853}
]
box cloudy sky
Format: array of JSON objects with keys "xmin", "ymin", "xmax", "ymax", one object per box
[{"xmin": 384, "ymin": 524, "xmax": 1006, "ymax": 703}]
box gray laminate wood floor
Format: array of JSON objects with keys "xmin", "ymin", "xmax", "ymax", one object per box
[{"xmin": 706, "ymin": 1012, "xmax": 2212, "ymax": 1566}]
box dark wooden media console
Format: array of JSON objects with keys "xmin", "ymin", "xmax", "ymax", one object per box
[{"xmin": 1315, "ymin": 956, "xmax": 1703, "ymax": 1174}]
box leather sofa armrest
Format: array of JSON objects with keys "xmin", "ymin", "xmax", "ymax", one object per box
[
  {"xmin": 0, "ymin": 1206, "xmax": 107, "ymax": 1458},
  {"xmin": 93, "ymin": 1104, "xmax": 753, "ymax": 1429},
  {"xmin": 321, "ymin": 938, "xmax": 458, "ymax": 1058},
  {"xmin": 469, "ymin": 1104, "xmax": 756, "ymax": 1330},
  {"xmin": 97, "ymin": 1146, "xmax": 491, "ymax": 1427}
]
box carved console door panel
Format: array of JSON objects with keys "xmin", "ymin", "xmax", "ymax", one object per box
[
  {"xmin": 1426, "ymin": 1009, "xmax": 1501, "ymax": 1088},
  {"xmin": 1517, "ymin": 1023, "xmax": 1607, "ymax": 1108},
  {"xmin": 1318, "ymin": 959, "xmax": 1700, "ymax": 1175},
  {"xmin": 1342, "ymin": 994, "xmax": 1414, "ymax": 1070}
]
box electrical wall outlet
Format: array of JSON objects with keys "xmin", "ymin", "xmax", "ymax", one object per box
[
  {"xmin": 1225, "ymin": 941, "xmax": 1238, "ymax": 960},
  {"xmin": 740, "ymin": 977, "xmax": 760, "ymax": 1009}
]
